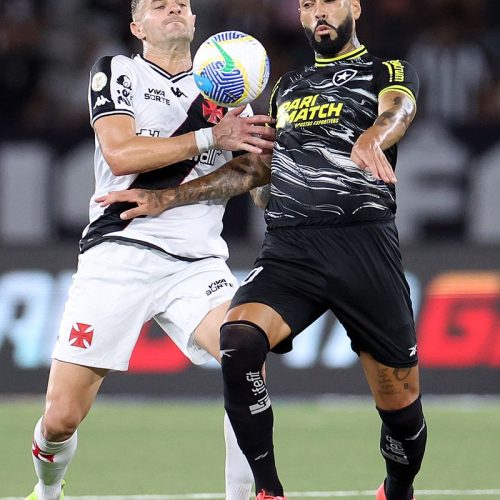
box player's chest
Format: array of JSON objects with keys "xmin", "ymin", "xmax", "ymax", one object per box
[
  {"xmin": 276, "ymin": 66, "xmax": 378, "ymax": 131},
  {"xmin": 132, "ymin": 74, "xmax": 203, "ymax": 130}
]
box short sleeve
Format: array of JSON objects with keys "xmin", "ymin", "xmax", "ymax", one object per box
[
  {"xmin": 375, "ymin": 59, "xmax": 419, "ymax": 104},
  {"xmin": 88, "ymin": 55, "xmax": 135, "ymax": 126}
]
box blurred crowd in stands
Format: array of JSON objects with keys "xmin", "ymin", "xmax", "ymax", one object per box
[{"xmin": 1, "ymin": 0, "xmax": 500, "ymax": 245}]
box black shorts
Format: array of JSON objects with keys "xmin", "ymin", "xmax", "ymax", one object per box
[{"xmin": 231, "ymin": 220, "xmax": 417, "ymax": 368}]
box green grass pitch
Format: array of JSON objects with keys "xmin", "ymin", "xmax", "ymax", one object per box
[{"xmin": 1, "ymin": 398, "xmax": 499, "ymax": 499}]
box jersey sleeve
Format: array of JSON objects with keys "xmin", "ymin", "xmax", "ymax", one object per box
[
  {"xmin": 88, "ymin": 55, "xmax": 135, "ymax": 126},
  {"xmin": 375, "ymin": 59, "xmax": 419, "ymax": 104},
  {"xmin": 268, "ymin": 77, "xmax": 283, "ymax": 120}
]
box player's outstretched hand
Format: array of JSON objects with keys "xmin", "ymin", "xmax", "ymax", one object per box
[
  {"xmin": 95, "ymin": 189, "xmax": 173, "ymax": 220},
  {"xmin": 351, "ymin": 133, "xmax": 397, "ymax": 184},
  {"xmin": 213, "ymin": 105, "xmax": 276, "ymax": 154}
]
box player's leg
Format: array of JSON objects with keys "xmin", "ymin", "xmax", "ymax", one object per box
[
  {"xmin": 361, "ymin": 354, "xmax": 425, "ymax": 500},
  {"xmin": 29, "ymin": 360, "xmax": 107, "ymax": 500},
  {"xmin": 221, "ymin": 302, "xmax": 291, "ymax": 498},
  {"xmin": 193, "ymin": 301, "xmax": 254, "ymax": 500},
  {"xmin": 27, "ymin": 241, "xmax": 154, "ymax": 500},
  {"xmin": 326, "ymin": 222, "xmax": 426, "ymax": 500}
]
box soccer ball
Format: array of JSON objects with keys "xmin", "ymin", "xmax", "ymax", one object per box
[{"xmin": 193, "ymin": 31, "xmax": 270, "ymax": 107}]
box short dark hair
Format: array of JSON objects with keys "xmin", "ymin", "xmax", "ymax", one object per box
[{"xmin": 131, "ymin": 0, "xmax": 141, "ymax": 19}]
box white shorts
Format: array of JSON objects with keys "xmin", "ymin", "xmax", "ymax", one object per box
[{"xmin": 52, "ymin": 241, "xmax": 237, "ymax": 371}]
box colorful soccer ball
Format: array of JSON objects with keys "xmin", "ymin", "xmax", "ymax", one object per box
[{"xmin": 193, "ymin": 31, "xmax": 270, "ymax": 107}]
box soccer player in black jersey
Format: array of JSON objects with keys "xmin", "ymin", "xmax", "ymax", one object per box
[{"xmin": 100, "ymin": 1, "xmax": 427, "ymax": 499}]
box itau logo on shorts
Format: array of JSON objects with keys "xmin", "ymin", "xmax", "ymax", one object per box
[{"xmin": 69, "ymin": 323, "xmax": 94, "ymax": 349}]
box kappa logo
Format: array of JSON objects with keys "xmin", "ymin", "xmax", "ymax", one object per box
[
  {"xmin": 32, "ymin": 440, "xmax": 55, "ymax": 463},
  {"xmin": 171, "ymin": 86, "xmax": 187, "ymax": 98},
  {"xmin": 94, "ymin": 96, "xmax": 111, "ymax": 108},
  {"xmin": 333, "ymin": 69, "xmax": 358, "ymax": 86},
  {"xmin": 69, "ymin": 323, "xmax": 94, "ymax": 349}
]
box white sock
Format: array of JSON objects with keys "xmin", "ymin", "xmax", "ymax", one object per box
[
  {"xmin": 32, "ymin": 417, "xmax": 77, "ymax": 500},
  {"xmin": 224, "ymin": 412, "xmax": 253, "ymax": 500}
]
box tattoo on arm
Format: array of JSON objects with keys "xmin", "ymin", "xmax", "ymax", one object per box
[
  {"xmin": 250, "ymin": 183, "xmax": 271, "ymax": 208},
  {"xmin": 372, "ymin": 95, "xmax": 415, "ymax": 149},
  {"xmin": 164, "ymin": 154, "xmax": 270, "ymax": 209}
]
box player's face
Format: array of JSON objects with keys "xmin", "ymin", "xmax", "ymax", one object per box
[
  {"xmin": 299, "ymin": 0, "xmax": 360, "ymax": 56},
  {"xmin": 131, "ymin": 0, "xmax": 196, "ymax": 46}
]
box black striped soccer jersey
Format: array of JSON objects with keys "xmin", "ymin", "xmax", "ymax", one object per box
[
  {"xmin": 83, "ymin": 54, "xmax": 250, "ymax": 260},
  {"xmin": 266, "ymin": 45, "xmax": 419, "ymax": 228}
]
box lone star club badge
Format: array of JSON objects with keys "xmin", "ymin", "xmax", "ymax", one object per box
[
  {"xmin": 333, "ymin": 69, "xmax": 358, "ymax": 86},
  {"xmin": 69, "ymin": 323, "xmax": 94, "ymax": 349}
]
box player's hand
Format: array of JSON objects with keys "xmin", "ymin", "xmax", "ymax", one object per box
[
  {"xmin": 351, "ymin": 133, "xmax": 397, "ymax": 184},
  {"xmin": 212, "ymin": 105, "xmax": 276, "ymax": 155},
  {"xmin": 95, "ymin": 188, "xmax": 174, "ymax": 220}
]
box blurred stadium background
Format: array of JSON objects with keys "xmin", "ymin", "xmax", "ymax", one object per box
[{"xmin": 1, "ymin": 0, "xmax": 500, "ymax": 498}]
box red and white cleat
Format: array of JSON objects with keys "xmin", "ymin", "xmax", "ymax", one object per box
[
  {"xmin": 376, "ymin": 483, "xmax": 415, "ymax": 500},
  {"xmin": 256, "ymin": 490, "xmax": 287, "ymax": 500}
]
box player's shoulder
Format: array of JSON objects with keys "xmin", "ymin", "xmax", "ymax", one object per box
[
  {"xmin": 90, "ymin": 54, "xmax": 137, "ymax": 75},
  {"xmin": 272, "ymin": 68, "xmax": 308, "ymax": 94},
  {"xmin": 371, "ymin": 55, "xmax": 417, "ymax": 75}
]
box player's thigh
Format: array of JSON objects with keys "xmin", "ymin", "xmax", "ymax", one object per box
[
  {"xmin": 328, "ymin": 222, "xmax": 417, "ymax": 367},
  {"xmin": 360, "ymin": 352, "xmax": 420, "ymax": 410},
  {"xmin": 53, "ymin": 242, "xmax": 154, "ymax": 371},
  {"xmin": 155, "ymin": 257, "xmax": 238, "ymax": 365},
  {"xmin": 225, "ymin": 302, "xmax": 291, "ymax": 350},
  {"xmin": 228, "ymin": 259, "xmax": 326, "ymax": 352},
  {"xmin": 44, "ymin": 359, "xmax": 107, "ymax": 439},
  {"xmin": 194, "ymin": 300, "xmax": 231, "ymax": 362}
]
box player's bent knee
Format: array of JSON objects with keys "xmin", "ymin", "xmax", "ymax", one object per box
[
  {"xmin": 220, "ymin": 321, "xmax": 270, "ymax": 373},
  {"xmin": 43, "ymin": 407, "xmax": 81, "ymax": 442}
]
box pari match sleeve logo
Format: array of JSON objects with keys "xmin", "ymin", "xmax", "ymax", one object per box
[{"xmin": 276, "ymin": 94, "xmax": 344, "ymax": 129}]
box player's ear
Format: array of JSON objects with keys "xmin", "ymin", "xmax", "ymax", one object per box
[
  {"xmin": 352, "ymin": 0, "xmax": 361, "ymax": 20},
  {"xmin": 130, "ymin": 21, "xmax": 145, "ymax": 41}
]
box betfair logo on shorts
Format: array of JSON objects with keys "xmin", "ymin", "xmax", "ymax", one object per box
[
  {"xmin": 276, "ymin": 94, "xmax": 344, "ymax": 129},
  {"xmin": 383, "ymin": 60, "xmax": 406, "ymax": 83},
  {"xmin": 205, "ymin": 279, "xmax": 234, "ymax": 296}
]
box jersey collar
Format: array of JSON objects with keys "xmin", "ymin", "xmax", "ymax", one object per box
[
  {"xmin": 135, "ymin": 54, "xmax": 193, "ymax": 82},
  {"xmin": 315, "ymin": 45, "xmax": 367, "ymax": 67}
]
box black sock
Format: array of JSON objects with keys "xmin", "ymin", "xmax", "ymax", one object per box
[
  {"xmin": 220, "ymin": 321, "xmax": 283, "ymax": 496},
  {"xmin": 378, "ymin": 395, "xmax": 427, "ymax": 500}
]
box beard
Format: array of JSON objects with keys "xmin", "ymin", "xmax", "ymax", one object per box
[{"xmin": 304, "ymin": 12, "xmax": 354, "ymax": 56}]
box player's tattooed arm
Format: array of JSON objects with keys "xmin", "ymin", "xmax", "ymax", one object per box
[
  {"xmin": 95, "ymin": 153, "xmax": 271, "ymax": 220},
  {"xmin": 250, "ymin": 183, "xmax": 271, "ymax": 209},
  {"xmin": 351, "ymin": 90, "xmax": 416, "ymax": 185},
  {"xmin": 247, "ymin": 153, "xmax": 272, "ymax": 208}
]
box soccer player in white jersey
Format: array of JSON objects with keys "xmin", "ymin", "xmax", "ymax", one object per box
[{"xmin": 25, "ymin": 1, "xmax": 275, "ymax": 499}]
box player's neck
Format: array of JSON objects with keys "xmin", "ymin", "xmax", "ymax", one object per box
[
  {"xmin": 315, "ymin": 37, "xmax": 361, "ymax": 60},
  {"xmin": 143, "ymin": 43, "xmax": 192, "ymax": 74}
]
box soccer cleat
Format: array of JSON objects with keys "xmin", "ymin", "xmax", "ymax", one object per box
[
  {"xmin": 25, "ymin": 480, "xmax": 66, "ymax": 500},
  {"xmin": 256, "ymin": 490, "xmax": 287, "ymax": 500},
  {"xmin": 376, "ymin": 482, "xmax": 415, "ymax": 500}
]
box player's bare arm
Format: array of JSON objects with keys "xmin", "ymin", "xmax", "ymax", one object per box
[
  {"xmin": 351, "ymin": 90, "xmax": 416, "ymax": 184},
  {"xmin": 250, "ymin": 182, "xmax": 271, "ymax": 209},
  {"xmin": 94, "ymin": 105, "xmax": 275, "ymax": 176},
  {"xmin": 96, "ymin": 153, "xmax": 271, "ymax": 220}
]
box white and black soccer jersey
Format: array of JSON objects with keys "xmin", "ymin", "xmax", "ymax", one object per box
[
  {"xmin": 267, "ymin": 45, "xmax": 419, "ymax": 228},
  {"xmin": 83, "ymin": 54, "xmax": 248, "ymax": 260}
]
